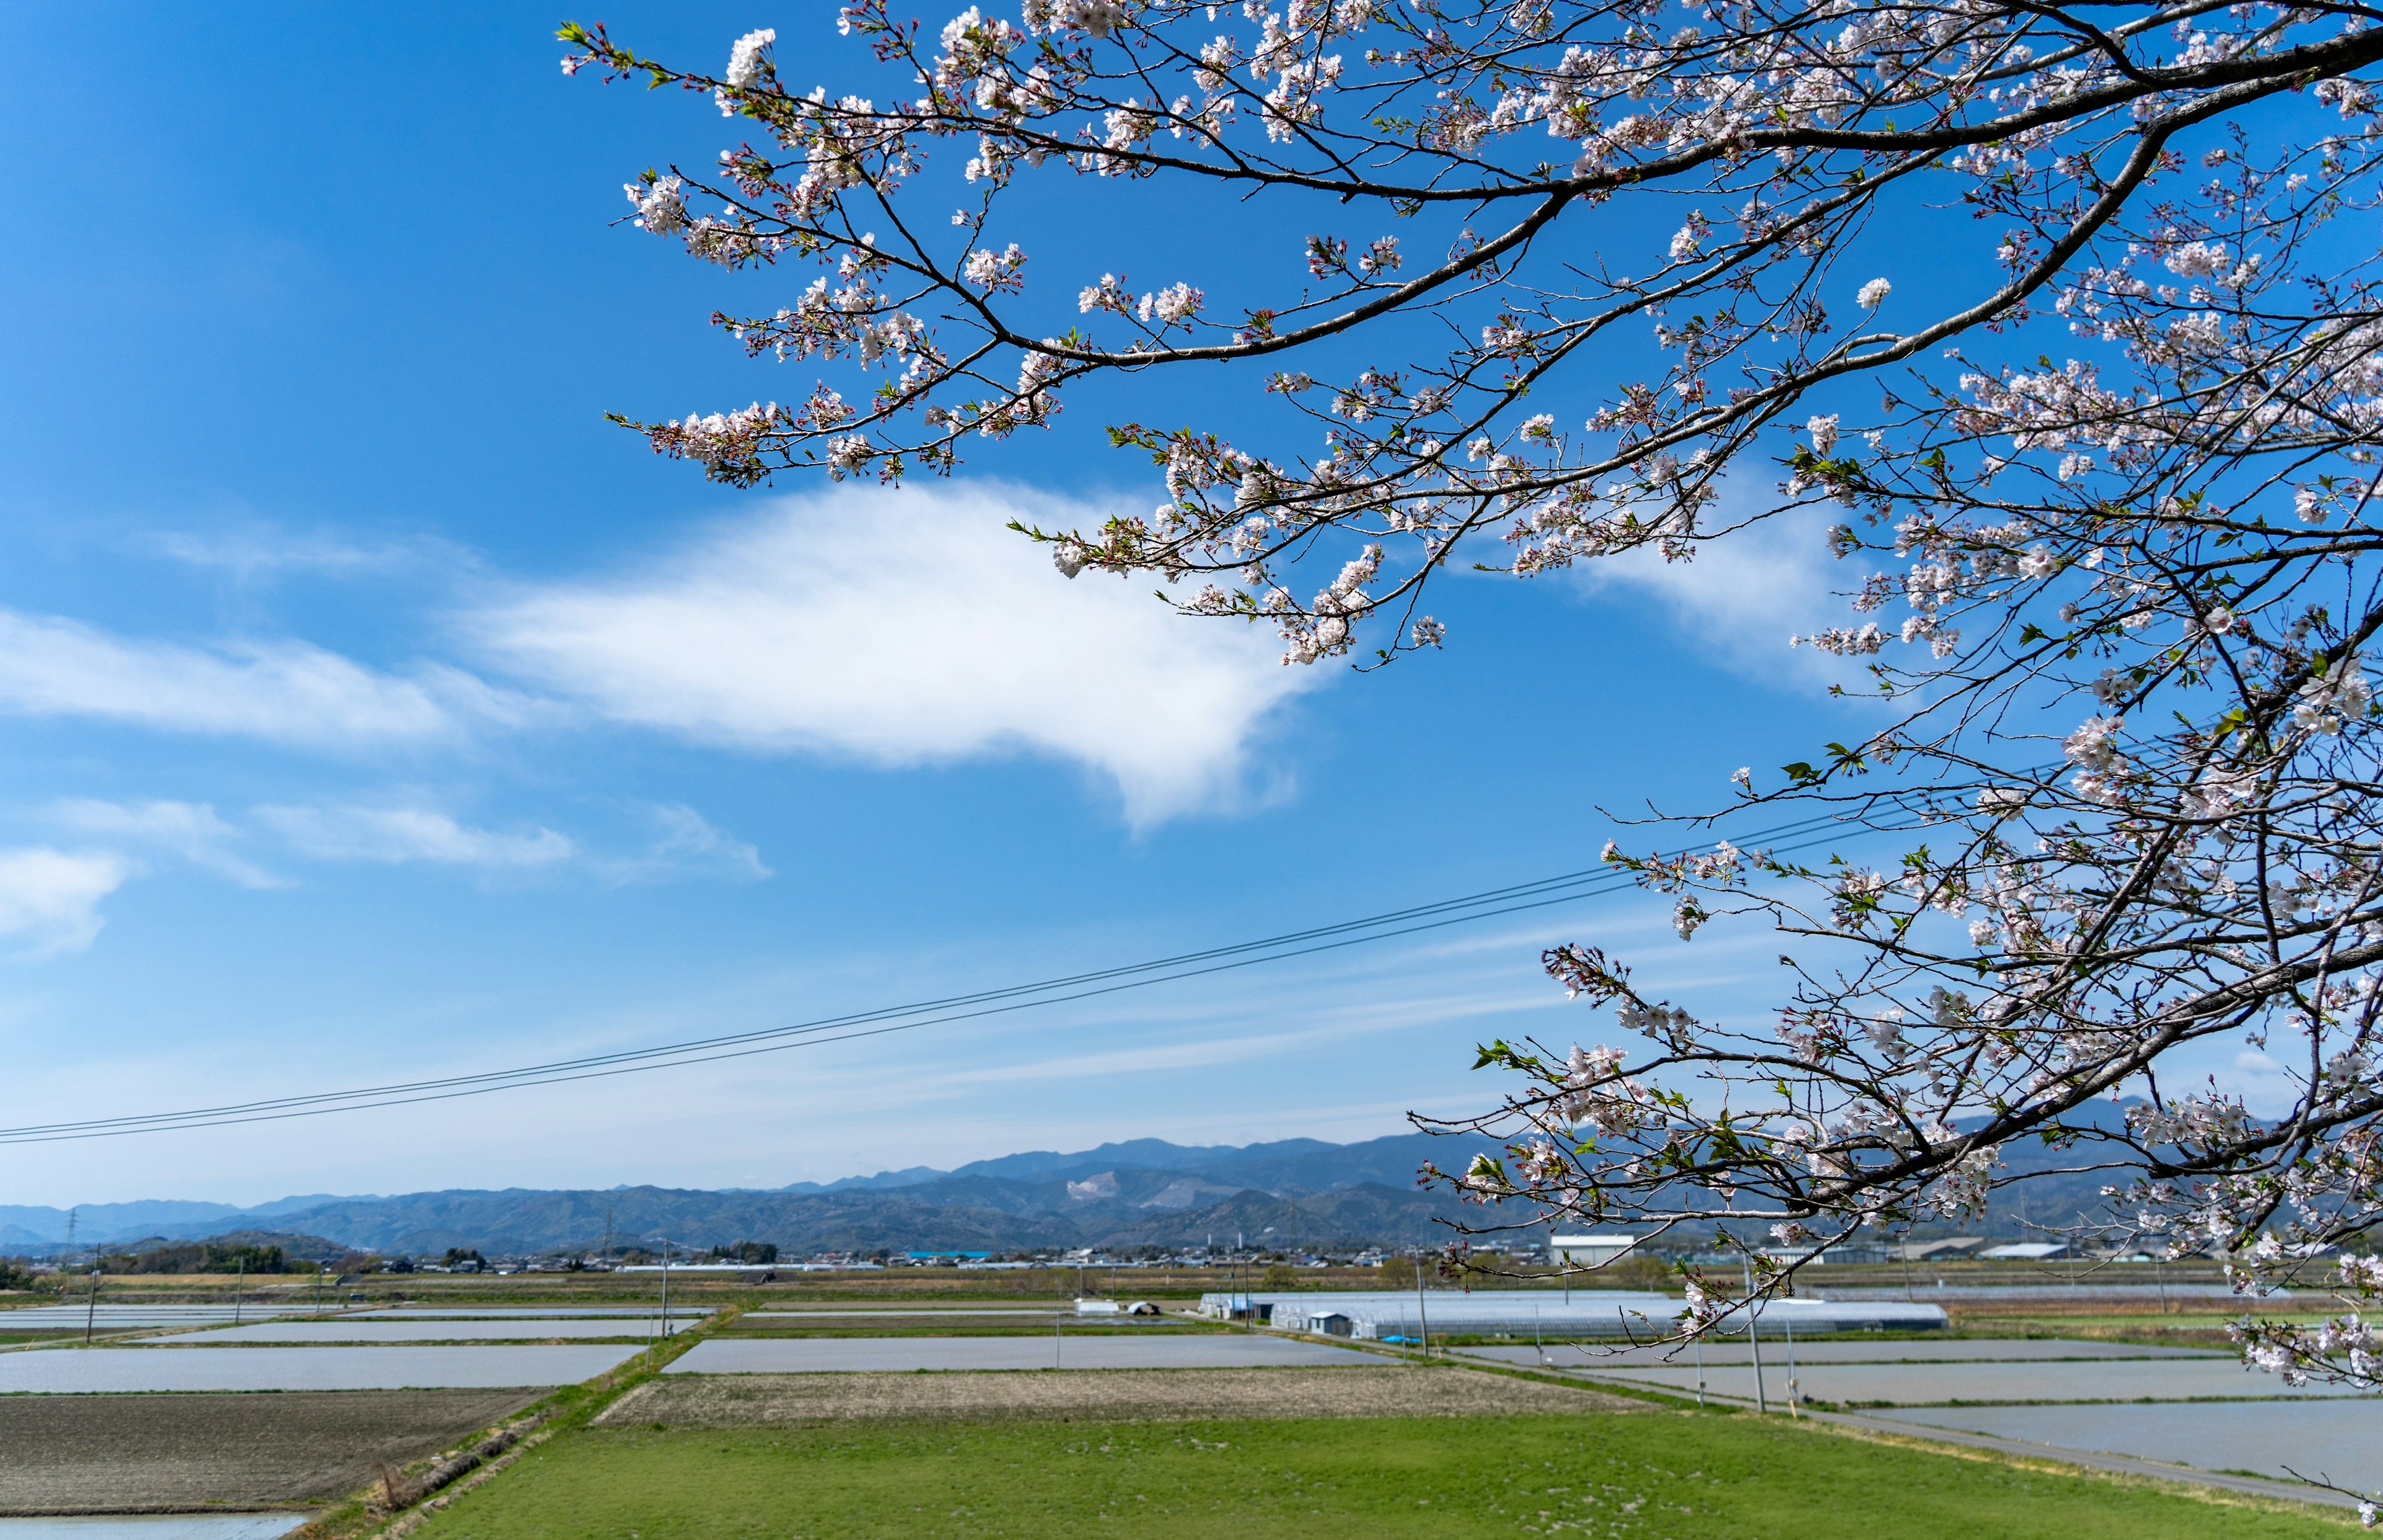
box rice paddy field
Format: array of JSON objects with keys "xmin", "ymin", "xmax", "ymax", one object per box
[{"xmin": 2, "ymin": 1270, "xmax": 2364, "ymax": 1537}]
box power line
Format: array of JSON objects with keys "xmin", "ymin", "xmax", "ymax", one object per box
[{"xmin": 3, "ymin": 809, "xmax": 1876, "ymax": 1145}]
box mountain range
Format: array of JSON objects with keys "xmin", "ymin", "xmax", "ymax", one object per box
[
  {"xmin": 1, "ymin": 1132, "xmax": 1481, "ymax": 1258},
  {"xmin": 2, "ymin": 1117, "xmax": 2134, "ymax": 1260}
]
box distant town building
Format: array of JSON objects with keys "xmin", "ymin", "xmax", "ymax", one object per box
[
  {"xmin": 1550, "ymin": 1233, "xmax": 1641, "ymax": 1267},
  {"xmin": 1197, "ymin": 1289, "xmax": 1947, "ymax": 1336}
]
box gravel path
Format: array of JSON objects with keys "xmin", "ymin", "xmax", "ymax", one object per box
[{"xmin": 599, "ymin": 1364, "xmax": 1642, "ymax": 1425}]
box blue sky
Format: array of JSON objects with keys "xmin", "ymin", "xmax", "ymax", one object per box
[{"xmin": 0, "ymin": 4, "xmax": 2212, "ymax": 1207}]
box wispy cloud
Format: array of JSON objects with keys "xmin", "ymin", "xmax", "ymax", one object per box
[
  {"xmin": 143, "ymin": 526, "xmax": 460, "ymax": 584},
  {"xmin": 1570, "ymin": 502, "xmax": 1856, "ymax": 687},
  {"xmin": 467, "ymin": 482, "xmax": 1322, "ymax": 826},
  {"xmin": 253, "ymin": 804, "xmax": 573, "ymax": 867},
  {"xmin": 933, "ymin": 983, "xmax": 1564, "ymax": 1090},
  {"xmin": 594, "ymin": 804, "xmax": 771, "ymax": 885},
  {"xmin": 0, "ymin": 610, "xmax": 527, "ymax": 750},
  {"xmin": 37, "ymin": 794, "xmax": 768, "ymax": 910},
  {"xmin": 0, "ymin": 848, "xmax": 132, "ymax": 957},
  {"xmin": 50, "ymin": 799, "xmax": 284, "ymax": 889}
]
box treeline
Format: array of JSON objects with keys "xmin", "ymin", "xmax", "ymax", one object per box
[
  {"xmin": 97, "ymin": 1242, "xmax": 302, "ymax": 1275},
  {"xmin": 710, "ymin": 1241, "xmax": 778, "ymax": 1263}
]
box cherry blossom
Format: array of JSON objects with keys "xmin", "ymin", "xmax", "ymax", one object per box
[{"xmin": 564, "ymin": 3, "xmax": 2383, "ymax": 1478}]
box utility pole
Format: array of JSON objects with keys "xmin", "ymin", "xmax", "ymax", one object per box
[
  {"xmin": 64, "ymin": 1208, "xmax": 76, "ymax": 1270},
  {"xmin": 83, "ymin": 1268, "xmax": 99, "ymax": 1345},
  {"xmin": 1782, "ymin": 1316, "xmax": 1800, "ymax": 1417},
  {"xmin": 659, "ymin": 1238, "xmax": 671, "ymax": 1340},
  {"xmin": 1415, "ymin": 1258, "xmax": 1430, "ymax": 1359},
  {"xmin": 235, "ymin": 1256, "xmax": 246, "ymax": 1326},
  {"xmin": 1742, "ymin": 1256, "xmax": 1767, "ymax": 1414}
]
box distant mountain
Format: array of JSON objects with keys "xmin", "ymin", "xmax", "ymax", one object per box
[
  {"xmin": 0, "ymin": 1132, "xmax": 1476, "ymax": 1258},
  {"xmin": 236, "ymin": 1161, "xmax": 1473, "ymax": 1257},
  {"xmin": 1, "ymin": 1116, "xmax": 2150, "ymax": 1261},
  {"xmin": 0, "ymin": 1199, "xmax": 256, "ymax": 1247},
  {"xmin": 775, "ymin": 1166, "xmax": 946, "ymax": 1194}
]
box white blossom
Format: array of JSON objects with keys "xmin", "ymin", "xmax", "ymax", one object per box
[
  {"xmin": 2164, "ymin": 240, "xmax": 2229, "ymax": 278},
  {"xmin": 1138, "ymin": 281, "xmax": 1205, "ymax": 326},
  {"xmin": 716, "ymin": 27, "xmax": 776, "ymax": 113},
  {"xmin": 624, "ymin": 176, "xmax": 686, "ymax": 235}
]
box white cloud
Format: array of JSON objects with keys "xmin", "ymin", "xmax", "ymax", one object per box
[
  {"xmin": 253, "ymin": 804, "xmax": 573, "ymax": 867},
  {"xmin": 2223, "ymin": 1046, "xmax": 2302, "ymax": 1118},
  {"xmin": 0, "ymin": 848, "xmax": 132, "ymax": 957},
  {"xmin": 467, "ymin": 482, "xmax": 1319, "ymax": 825},
  {"xmin": 1570, "ymin": 505, "xmax": 1854, "ymax": 686},
  {"xmin": 0, "ymin": 611, "xmax": 524, "ymax": 750},
  {"xmin": 50, "ymin": 799, "xmax": 283, "ymax": 888}
]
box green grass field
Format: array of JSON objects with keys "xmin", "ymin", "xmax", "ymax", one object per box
[
  {"xmin": 714, "ymin": 1323, "xmax": 1219, "ymax": 1339},
  {"xmin": 410, "ymin": 1411, "xmax": 2345, "ymax": 1539}
]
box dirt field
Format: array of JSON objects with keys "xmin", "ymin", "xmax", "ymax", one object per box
[
  {"xmin": 0, "ymin": 1389, "xmax": 540, "ymax": 1514},
  {"xmin": 599, "ymin": 1364, "xmax": 1643, "ymax": 1426}
]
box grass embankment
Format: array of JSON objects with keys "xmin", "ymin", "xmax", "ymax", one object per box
[{"xmin": 406, "ymin": 1409, "xmax": 2345, "ymax": 1538}]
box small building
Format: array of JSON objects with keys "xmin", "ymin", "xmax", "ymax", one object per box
[
  {"xmin": 1305, "ymin": 1310, "xmax": 1355, "ymax": 1337},
  {"xmin": 1757, "ymin": 1245, "xmax": 1828, "ymax": 1267},
  {"xmin": 1766, "ymin": 1242, "xmax": 1900, "ymax": 1265},
  {"xmin": 1550, "ymin": 1233, "xmax": 1641, "ymax": 1268},
  {"xmin": 1900, "ymin": 1237, "xmax": 1986, "ymax": 1262},
  {"xmin": 1074, "ymin": 1299, "xmax": 1122, "ymax": 1315}
]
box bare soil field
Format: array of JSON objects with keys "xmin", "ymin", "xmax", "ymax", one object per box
[
  {"xmin": 0, "ymin": 1389, "xmax": 539, "ymax": 1514},
  {"xmin": 599, "ymin": 1364, "xmax": 1641, "ymax": 1426}
]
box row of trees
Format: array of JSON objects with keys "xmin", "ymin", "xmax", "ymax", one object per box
[{"xmin": 94, "ymin": 1241, "xmax": 296, "ymax": 1276}]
